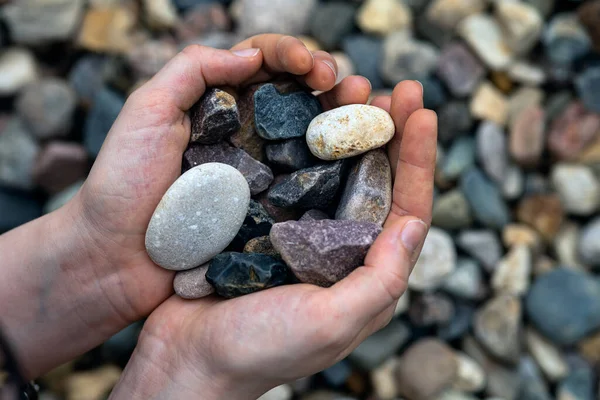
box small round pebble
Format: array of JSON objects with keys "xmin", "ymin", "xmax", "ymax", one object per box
[
  {"xmin": 145, "ymin": 163, "xmax": 250, "ymax": 271},
  {"xmin": 306, "ymin": 104, "xmax": 395, "ymax": 161},
  {"xmin": 174, "ymin": 263, "xmax": 214, "ymax": 299}
]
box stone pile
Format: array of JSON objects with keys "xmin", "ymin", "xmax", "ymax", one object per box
[{"xmin": 0, "ymin": 0, "xmax": 600, "ymax": 399}]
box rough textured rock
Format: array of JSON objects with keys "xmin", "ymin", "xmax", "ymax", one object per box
[
  {"xmin": 0, "ymin": 118, "xmax": 40, "ymax": 190},
  {"xmin": 173, "ymin": 263, "xmax": 215, "ymax": 299},
  {"xmin": 190, "ymin": 88, "xmax": 240, "ymax": 144},
  {"xmin": 348, "ymin": 319, "xmax": 410, "ymax": 371},
  {"xmin": 16, "ymin": 78, "xmax": 77, "ymax": 140},
  {"xmin": 84, "ymin": 88, "xmax": 126, "ymax": 157},
  {"xmin": 432, "ymin": 190, "xmax": 472, "ymax": 230},
  {"xmin": 145, "ymin": 163, "xmax": 250, "ymax": 271},
  {"xmin": 357, "ymin": 0, "xmax": 412, "ymax": 36},
  {"xmin": 0, "ymin": 49, "xmax": 39, "ymax": 96},
  {"xmin": 256, "ymin": 174, "xmax": 303, "ymax": 223},
  {"xmin": 548, "ymin": 102, "xmax": 600, "ymax": 161},
  {"xmin": 551, "ymin": 164, "xmax": 600, "ymax": 216},
  {"xmin": 395, "ymin": 339, "xmax": 458, "ymax": 400},
  {"xmin": 265, "ymin": 138, "xmax": 317, "ymax": 172},
  {"xmin": 229, "ymin": 84, "xmax": 267, "ymax": 162},
  {"xmin": 267, "ymin": 162, "xmax": 344, "ymax": 209},
  {"xmin": 2, "ymin": 0, "xmax": 85, "ymax": 44},
  {"xmin": 206, "ymin": 252, "xmax": 290, "ymax": 298},
  {"xmin": 578, "ymin": 217, "xmax": 600, "ymax": 268},
  {"xmin": 270, "ymin": 220, "xmax": 381, "ymax": 287},
  {"xmin": 517, "ymin": 194, "xmax": 564, "ymax": 242},
  {"xmin": 381, "ymin": 31, "xmax": 439, "ymax": 83},
  {"xmin": 474, "ymin": 295, "xmax": 522, "ymax": 365},
  {"xmin": 491, "ymin": 245, "xmax": 531, "ymax": 296},
  {"xmin": 243, "ymin": 236, "xmax": 278, "ymax": 257},
  {"xmin": 335, "ymin": 150, "xmax": 392, "ymax": 226},
  {"xmin": 183, "ymin": 142, "xmax": 274, "ymax": 195},
  {"xmin": 254, "ymin": 83, "xmax": 322, "ymax": 140},
  {"xmin": 526, "ymin": 268, "xmax": 600, "ymax": 345},
  {"xmin": 307, "ymin": 105, "xmax": 394, "ymax": 161},
  {"xmin": 437, "ymin": 43, "xmax": 485, "ymax": 98},
  {"xmin": 32, "ymin": 142, "xmax": 89, "ymax": 194},
  {"xmin": 409, "ymin": 227, "xmax": 456, "ymax": 291},
  {"xmin": 460, "ymin": 168, "xmax": 510, "ymax": 230},
  {"xmin": 456, "ymin": 230, "xmax": 502, "ymax": 272},
  {"xmin": 229, "ymin": 200, "xmax": 274, "ymax": 251},
  {"xmin": 458, "ymin": 14, "xmax": 514, "ymax": 70}
]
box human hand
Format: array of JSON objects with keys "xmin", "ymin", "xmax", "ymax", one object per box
[{"xmin": 108, "ymin": 74, "xmax": 437, "ymax": 399}]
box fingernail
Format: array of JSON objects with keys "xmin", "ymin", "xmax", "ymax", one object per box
[
  {"xmin": 400, "ymin": 220, "xmax": 428, "ymax": 259},
  {"xmin": 364, "ymin": 77, "xmax": 372, "ymax": 91},
  {"xmin": 232, "ymin": 48, "xmax": 260, "ymax": 57},
  {"xmin": 322, "ymin": 60, "xmax": 337, "ymax": 79},
  {"xmin": 414, "ymin": 80, "xmax": 423, "ymax": 95}
]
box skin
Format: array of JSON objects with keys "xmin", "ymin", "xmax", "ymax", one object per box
[{"xmin": 0, "ymin": 34, "xmax": 437, "ymax": 399}]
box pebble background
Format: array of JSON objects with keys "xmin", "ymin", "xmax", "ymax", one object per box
[{"xmin": 0, "ymin": 0, "xmax": 599, "ymax": 399}]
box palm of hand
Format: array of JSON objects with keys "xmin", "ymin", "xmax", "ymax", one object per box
[{"xmin": 74, "ymin": 35, "xmax": 436, "ymax": 394}]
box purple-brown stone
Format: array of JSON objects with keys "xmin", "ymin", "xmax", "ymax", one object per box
[
  {"xmin": 183, "ymin": 142, "xmax": 273, "ymax": 195},
  {"xmin": 190, "ymin": 88, "xmax": 240, "ymax": 144},
  {"xmin": 32, "ymin": 142, "xmax": 89, "ymax": 194},
  {"xmin": 510, "ymin": 105, "xmax": 546, "ymax": 167},
  {"xmin": 436, "ymin": 42, "xmax": 485, "ymax": 97},
  {"xmin": 173, "ymin": 263, "xmax": 215, "ymax": 300},
  {"xmin": 270, "ymin": 220, "xmax": 382, "ymax": 287},
  {"xmin": 335, "ymin": 149, "xmax": 392, "ymax": 226},
  {"xmin": 548, "ymin": 102, "xmax": 600, "ymax": 161}
]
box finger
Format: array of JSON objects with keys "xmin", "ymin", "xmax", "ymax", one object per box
[
  {"xmin": 231, "ymin": 34, "xmax": 315, "ymax": 84},
  {"xmin": 327, "ymin": 217, "xmax": 428, "ymax": 331},
  {"xmin": 303, "ymin": 51, "xmax": 338, "ymax": 92},
  {"xmin": 387, "ymin": 109, "xmax": 437, "ymax": 227},
  {"xmin": 130, "ymin": 45, "xmax": 264, "ymax": 115},
  {"xmin": 387, "ymin": 81, "xmax": 424, "ymax": 173},
  {"xmin": 370, "ymin": 95, "xmax": 391, "ymax": 110},
  {"xmin": 318, "ymin": 76, "xmax": 371, "ymax": 111}
]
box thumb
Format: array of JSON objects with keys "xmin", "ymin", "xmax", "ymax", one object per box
[
  {"xmin": 329, "ymin": 217, "xmax": 428, "ymax": 328},
  {"xmin": 134, "ymin": 45, "xmax": 264, "ymax": 113}
]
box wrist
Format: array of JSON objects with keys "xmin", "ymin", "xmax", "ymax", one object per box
[{"xmin": 111, "ymin": 327, "xmax": 267, "ymax": 400}]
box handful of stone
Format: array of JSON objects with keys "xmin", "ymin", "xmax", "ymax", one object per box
[{"xmin": 145, "ymin": 82, "xmax": 395, "ymax": 299}]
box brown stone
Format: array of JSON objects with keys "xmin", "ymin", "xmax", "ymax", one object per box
[
  {"xmin": 229, "ymin": 84, "xmax": 267, "ymax": 162},
  {"xmin": 32, "ymin": 142, "xmax": 89, "ymax": 194},
  {"xmin": 548, "ymin": 102, "xmax": 600, "ymax": 161},
  {"xmin": 502, "ymin": 223, "xmax": 544, "ymax": 255},
  {"xmin": 243, "ymin": 235, "xmax": 278, "ymax": 257},
  {"xmin": 173, "ymin": 263, "xmax": 214, "ymax": 300},
  {"xmin": 490, "ymin": 71, "xmax": 513, "ymax": 94},
  {"xmin": 578, "ymin": 0, "xmax": 600, "ymax": 52},
  {"xmin": 517, "ymin": 194, "xmax": 564, "ymax": 242},
  {"xmin": 578, "ymin": 330, "xmax": 600, "ymax": 365},
  {"xmin": 509, "ymin": 105, "xmax": 546, "ymax": 167},
  {"xmin": 77, "ymin": 6, "xmax": 139, "ymax": 54},
  {"xmin": 395, "ymin": 339, "xmax": 457, "ymax": 400}
]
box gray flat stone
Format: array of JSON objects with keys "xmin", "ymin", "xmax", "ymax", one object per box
[{"xmin": 145, "ymin": 163, "xmax": 250, "ymax": 271}]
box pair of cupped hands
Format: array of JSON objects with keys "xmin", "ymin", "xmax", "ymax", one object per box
[{"xmin": 13, "ymin": 34, "xmax": 437, "ymax": 399}]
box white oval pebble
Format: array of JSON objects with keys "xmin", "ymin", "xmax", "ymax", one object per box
[
  {"xmin": 145, "ymin": 163, "xmax": 250, "ymax": 271},
  {"xmin": 306, "ymin": 104, "xmax": 395, "ymax": 160}
]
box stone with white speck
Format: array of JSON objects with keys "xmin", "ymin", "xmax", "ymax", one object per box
[
  {"xmin": 145, "ymin": 163, "xmax": 250, "ymax": 271},
  {"xmin": 306, "ymin": 104, "xmax": 395, "ymax": 161},
  {"xmin": 174, "ymin": 263, "xmax": 214, "ymax": 299}
]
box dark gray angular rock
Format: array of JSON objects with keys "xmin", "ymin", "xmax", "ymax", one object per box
[
  {"xmin": 299, "ymin": 209, "xmax": 329, "ymax": 222},
  {"xmin": 229, "ymin": 200, "xmax": 274, "ymax": 251},
  {"xmin": 174, "ymin": 263, "xmax": 214, "ymax": 300},
  {"xmin": 348, "ymin": 319, "xmax": 410, "ymax": 370},
  {"xmin": 342, "ymin": 35, "xmax": 384, "ymax": 90},
  {"xmin": 84, "ymin": 88, "xmax": 125, "ymax": 157},
  {"xmin": 183, "ymin": 142, "xmax": 274, "ymax": 195},
  {"xmin": 206, "ymin": 252, "xmax": 291, "ymax": 298},
  {"xmin": 460, "ymin": 168, "xmax": 510, "ymax": 230},
  {"xmin": 243, "ymin": 235, "xmax": 278, "ymax": 257},
  {"xmin": 575, "ymin": 67, "xmax": 600, "ymax": 113},
  {"xmin": 190, "ymin": 88, "xmax": 240, "ymax": 144},
  {"xmin": 526, "ymin": 268, "xmax": 600, "ymax": 345},
  {"xmin": 437, "ymin": 101, "xmax": 473, "ymax": 143},
  {"xmin": 256, "ymin": 174, "xmax": 304, "ymax": 223},
  {"xmin": 0, "ymin": 188, "xmax": 42, "ymax": 234},
  {"xmin": 270, "ymin": 220, "xmax": 382, "ymax": 287},
  {"xmin": 268, "ymin": 161, "xmax": 344, "ymax": 209},
  {"xmin": 335, "ymin": 150, "xmax": 392, "ymax": 226},
  {"xmin": 265, "ymin": 138, "xmax": 317, "ymax": 172},
  {"xmin": 309, "ymin": 2, "xmax": 356, "ymax": 50},
  {"xmin": 438, "ymin": 302, "xmax": 475, "ymax": 341},
  {"xmin": 254, "ymin": 83, "xmax": 322, "ymax": 140}
]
